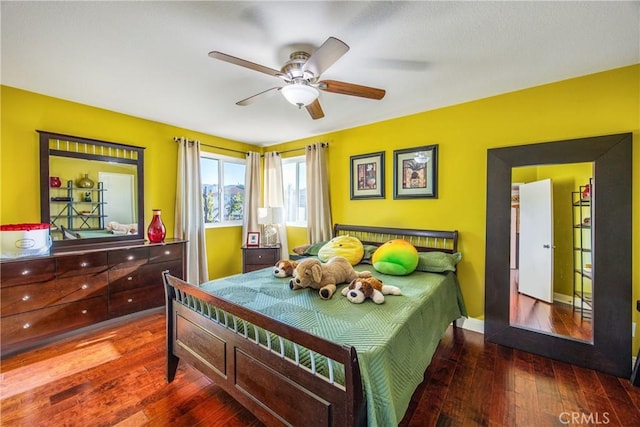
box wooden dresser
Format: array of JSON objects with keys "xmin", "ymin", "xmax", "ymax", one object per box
[{"xmin": 0, "ymin": 239, "xmax": 185, "ymax": 357}]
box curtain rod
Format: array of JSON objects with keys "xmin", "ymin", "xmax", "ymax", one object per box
[
  {"xmin": 174, "ymin": 137, "xmax": 328, "ymax": 156},
  {"xmin": 277, "ymin": 142, "xmax": 329, "ymax": 155},
  {"xmin": 173, "ymin": 137, "xmax": 247, "ymax": 155}
]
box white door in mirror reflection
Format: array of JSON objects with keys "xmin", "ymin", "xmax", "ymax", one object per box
[
  {"xmin": 99, "ymin": 172, "xmax": 135, "ymax": 224},
  {"xmin": 519, "ymin": 179, "xmax": 553, "ymax": 303}
]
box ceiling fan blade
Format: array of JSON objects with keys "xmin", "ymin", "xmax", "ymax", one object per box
[
  {"xmin": 306, "ymin": 99, "xmax": 324, "ymax": 120},
  {"xmin": 318, "ymin": 80, "xmax": 386, "ymax": 100},
  {"xmin": 302, "ymin": 37, "xmax": 349, "ymax": 77},
  {"xmin": 236, "ymin": 87, "xmax": 281, "ymax": 106},
  {"xmin": 209, "ymin": 51, "xmax": 282, "ymax": 78}
]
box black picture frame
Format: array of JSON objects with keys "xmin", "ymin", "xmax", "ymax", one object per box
[
  {"xmin": 350, "ymin": 151, "xmax": 385, "ymax": 200},
  {"xmin": 393, "ymin": 145, "xmax": 438, "ymax": 199}
]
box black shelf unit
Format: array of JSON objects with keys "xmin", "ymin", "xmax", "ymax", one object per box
[
  {"xmin": 571, "ymin": 179, "xmax": 592, "ymax": 320},
  {"xmin": 49, "ymin": 180, "xmax": 107, "ymax": 238}
]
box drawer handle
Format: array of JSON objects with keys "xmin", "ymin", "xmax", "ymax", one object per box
[
  {"xmin": 258, "ymin": 255, "xmax": 262, "ymax": 259},
  {"xmin": 22, "ymin": 295, "xmax": 30, "ymax": 301},
  {"xmin": 81, "ymin": 309, "xmax": 88, "ymax": 314},
  {"xmin": 23, "ymin": 323, "xmax": 30, "ymax": 329},
  {"xmin": 127, "ymin": 276, "xmax": 133, "ymax": 281},
  {"xmin": 81, "ymin": 284, "xmax": 88, "ymax": 290},
  {"xmin": 127, "ymin": 298, "xmax": 133, "ymax": 303},
  {"xmin": 80, "ymin": 262, "xmax": 89, "ymax": 268},
  {"xmin": 127, "ymin": 255, "xmax": 134, "ymax": 261},
  {"xmin": 164, "ymin": 250, "xmax": 171, "ymax": 255},
  {"xmin": 21, "ymin": 269, "xmax": 30, "ymax": 276}
]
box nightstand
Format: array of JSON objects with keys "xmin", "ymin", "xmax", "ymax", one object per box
[{"xmin": 241, "ymin": 245, "xmax": 281, "ymax": 273}]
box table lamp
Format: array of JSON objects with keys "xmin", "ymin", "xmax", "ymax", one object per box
[{"xmin": 257, "ymin": 207, "xmax": 283, "ymax": 247}]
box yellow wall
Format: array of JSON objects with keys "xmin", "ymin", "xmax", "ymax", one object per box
[
  {"xmin": 274, "ymin": 64, "xmax": 639, "ymax": 340},
  {"xmin": 0, "ymin": 86, "xmax": 256, "ymax": 278},
  {"xmin": 1, "ymin": 64, "xmax": 638, "ymax": 349}
]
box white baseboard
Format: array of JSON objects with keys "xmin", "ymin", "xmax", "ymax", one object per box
[
  {"xmin": 455, "ymin": 317, "xmax": 484, "ymax": 334},
  {"xmin": 554, "ymin": 292, "xmax": 593, "ymax": 311},
  {"xmin": 553, "ymin": 292, "xmax": 573, "ymax": 305}
]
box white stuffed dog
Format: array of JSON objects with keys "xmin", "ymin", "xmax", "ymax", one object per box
[
  {"xmin": 273, "ymin": 259, "xmax": 298, "ymax": 278},
  {"xmin": 106, "ymin": 221, "xmax": 138, "ymax": 235},
  {"xmin": 342, "ymin": 277, "xmax": 401, "ymax": 304},
  {"xmin": 290, "ymin": 256, "xmax": 372, "ymax": 299}
]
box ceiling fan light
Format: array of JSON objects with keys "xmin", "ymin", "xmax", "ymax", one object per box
[
  {"xmin": 281, "ymin": 83, "xmax": 319, "ymax": 108},
  {"xmin": 414, "ymin": 152, "xmax": 429, "ymax": 164}
]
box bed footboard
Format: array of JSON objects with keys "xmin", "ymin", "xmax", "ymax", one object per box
[{"xmin": 163, "ymin": 272, "xmax": 365, "ymax": 427}]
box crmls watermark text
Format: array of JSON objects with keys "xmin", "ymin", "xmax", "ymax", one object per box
[{"xmin": 559, "ymin": 412, "xmax": 610, "ymax": 425}]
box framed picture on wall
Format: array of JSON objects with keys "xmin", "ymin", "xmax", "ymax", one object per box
[
  {"xmin": 350, "ymin": 151, "xmax": 385, "ymax": 199},
  {"xmin": 246, "ymin": 232, "xmax": 260, "ymax": 247},
  {"xmin": 393, "ymin": 145, "xmax": 438, "ymax": 199}
]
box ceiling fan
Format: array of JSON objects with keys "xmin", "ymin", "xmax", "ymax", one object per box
[{"xmin": 208, "ymin": 37, "xmax": 386, "ymax": 120}]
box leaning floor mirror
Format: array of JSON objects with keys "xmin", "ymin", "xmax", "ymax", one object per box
[{"xmin": 484, "ymin": 133, "xmax": 632, "ymax": 378}]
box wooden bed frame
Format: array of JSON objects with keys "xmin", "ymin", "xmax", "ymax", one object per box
[{"xmin": 163, "ymin": 224, "xmax": 459, "ymax": 427}]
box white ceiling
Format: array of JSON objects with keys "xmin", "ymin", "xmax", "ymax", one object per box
[{"xmin": 2, "ymin": 1, "xmax": 639, "ymax": 146}]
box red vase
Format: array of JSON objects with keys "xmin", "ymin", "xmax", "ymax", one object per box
[{"xmin": 147, "ymin": 209, "xmax": 166, "ymax": 243}]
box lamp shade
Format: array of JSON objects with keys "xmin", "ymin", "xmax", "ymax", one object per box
[
  {"xmin": 257, "ymin": 207, "xmax": 271, "ymax": 225},
  {"xmin": 270, "ymin": 206, "xmax": 284, "ymax": 224},
  {"xmin": 281, "ymin": 83, "xmax": 319, "ymax": 107},
  {"xmin": 257, "ymin": 207, "xmax": 284, "ymax": 225}
]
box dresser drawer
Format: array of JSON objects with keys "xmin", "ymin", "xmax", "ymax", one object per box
[
  {"xmin": 244, "ymin": 248, "xmax": 279, "ymax": 265},
  {"xmin": 57, "ymin": 252, "xmax": 108, "ymax": 278},
  {"xmin": 1, "ymin": 279, "xmax": 60, "ymax": 317},
  {"xmin": 108, "ymin": 260, "xmax": 182, "ymax": 293},
  {"xmin": 108, "ymin": 286, "xmax": 164, "ymax": 317},
  {"xmin": 1, "ymin": 296, "xmax": 109, "ymax": 346},
  {"xmin": 160, "ymin": 260, "xmax": 184, "ymax": 280},
  {"xmin": 57, "ymin": 271, "xmax": 108, "ymax": 304},
  {"xmin": 149, "ymin": 244, "xmax": 183, "ymax": 264},
  {"xmin": 0, "ymin": 258, "xmax": 56, "ymax": 288},
  {"xmin": 108, "ymin": 247, "xmax": 149, "ymax": 269}
]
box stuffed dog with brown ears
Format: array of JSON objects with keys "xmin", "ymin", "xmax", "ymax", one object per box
[
  {"xmin": 342, "ymin": 277, "xmax": 401, "ymax": 304},
  {"xmin": 290, "ymin": 256, "xmax": 372, "ymax": 299},
  {"xmin": 273, "ymin": 260, "xmax": 298, "ymax": 278}
]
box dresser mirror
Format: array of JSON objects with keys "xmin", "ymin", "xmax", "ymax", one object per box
[
  {"xmin": 39, "ymin": 130, "xmax": 145, "ymax": 249},
  {"xmin": 485, "ymin": 133, "xmax": 632, "ymax": 378}
]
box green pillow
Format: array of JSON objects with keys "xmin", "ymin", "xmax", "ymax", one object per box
[
  {"xmin": 416, "ymin": 251, "xmax": 462, "ymax": 273},
  {"xmin": 362, "ymin": 244, "xmax": 379, "ymax": 261},
  {"xmin": 303, "ymin": 241, "xmax": 328, "ymax": 256}
]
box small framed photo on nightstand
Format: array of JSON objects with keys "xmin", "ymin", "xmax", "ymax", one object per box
[{"xmin": 246, "ymin": 232, "xmax": 260, "ymax": 247}]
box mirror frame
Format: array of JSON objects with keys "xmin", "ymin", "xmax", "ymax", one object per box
[
  {"xmin": 39, "ymin": 130, "xmax": 145, "ymax": 250},
  {"xmin": 485, "ymin": 133, "xmax": 632, "ymax": 378}
]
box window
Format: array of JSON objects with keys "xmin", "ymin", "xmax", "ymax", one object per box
[
  {"xmin": 282, "ymin": 156, "xmax": 306, "ymax": 226},
  {"xmin": 200, "ymin": 153, "xmax": 246, "ymax": 226}
]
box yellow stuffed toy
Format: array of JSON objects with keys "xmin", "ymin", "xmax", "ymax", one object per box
[{"xmin": 317, "ymin": 235, "xmax": 364, "ymax": 265}]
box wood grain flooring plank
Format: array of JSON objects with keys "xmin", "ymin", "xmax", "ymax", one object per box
[{"xmin": 2, "ymin": 312, "xmax": 640, "ymax": 427}]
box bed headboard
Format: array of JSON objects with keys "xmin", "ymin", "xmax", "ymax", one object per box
[{"xmin": 332, "ymin": 224, "xmax": 458, "ymax": 254}]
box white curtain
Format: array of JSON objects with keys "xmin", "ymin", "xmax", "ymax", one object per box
[
  {"xmin": 242, "ymin": 152, "xmax": 261, "ymax": 243},
  {"xmin": 174, "ymin": 137, "xmax": 209, "ymax": 284},
  {"xmin": 306, "ymin": 143, "xmax": 332, "ymax": 243},
  {"xmin": 263, "ymin": 151, "xmax": 289, "ymax": 257}
]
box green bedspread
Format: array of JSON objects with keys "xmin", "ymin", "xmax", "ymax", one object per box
[{"xmin": 199, "ymin": 263, "xmax": 466, "ymax": 426}]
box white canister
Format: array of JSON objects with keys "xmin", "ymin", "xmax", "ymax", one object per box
[{"xmin": 0, "ymin": 223, "xmax": 52, "ymax": 259}]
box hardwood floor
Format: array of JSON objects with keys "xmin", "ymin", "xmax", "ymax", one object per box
[
  {"xmin": 509, "ymin": 269, "xmax": 592, "ymax": 342},
  {"xmin": 2, "ymin": 312, "xmax": 639, "ymax": 426}
]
